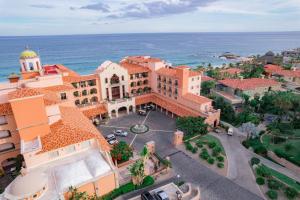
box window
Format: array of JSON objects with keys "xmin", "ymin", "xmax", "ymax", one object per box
[
  {"xmin": 33, "ymin": 194, "xmax": 37, "ymax": 198},
  {"xmin": 73, "ymin": 91, "xmax": 79, "ymax": 97},
  {"xmin": 80, "ymin": 81, "xmax": 86, "ymax": 88},
  {"xmin": 0, "ymin": 116, "xmax": 7, "ymax": 125},
  {"xmin": 192, "ymin": 78, "xmax": 194, "ymax": 81},
  {"xmin": 81, "ymin": 140, "xmax": 91, "ymax": 149},
  {"xmin": 75, "ymin": 100, "xmax": 80, "ymax": 105},
  {"xmin": 29, "ymin": 62, "xmax": 34, "ymax": 71},
  {"xmin": 130, "ymin": 74, "xmax": 134, "ymax": 80},
  {"xmin": 82, "ymin": 90, "xmax": 88, "ymax": 96},
  {"xmin": 0, "ymin": 130, "xmax": 11, "ymax": 139},
  {"xmin": 60, "ymin": 93, "xmax": 67, "ymax": 100},
  {"xmin": 48, "ymin": 151, "xmax": 59, "ymax": 159},
  {"xmin": 0, "ymin": 143, "xmax": 15, "ymax": 153},
  {"xmin": 72, "ymin": 82, "xmax": 78, "ymax": 88},
  {"xmin": 90, "ymin": 88, "xmax": 97, "ymax": 94},
  {"xmin": 105, "ymin": 78, "xmax": 108, "ymax": 84},
  {"xmin": 81, "ymin": 98, "xmax": 88, "ymax": 104},
  {"xmin": 122, "ymin": 76, "xmax": 124, "ymax": 81},
  {"xmin": 191, "ymin": 86, "xmax": 194, "ymax": 90},
  {"xmin": 88, "ymin": 80, "xmax": 96, "ymax": 86}
]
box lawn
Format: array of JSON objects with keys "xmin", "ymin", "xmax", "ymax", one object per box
[
  {"xmin": 261, "ymin": 164, "xmax": 300, "ymax": 192},
  {"xmin": 261, "ymin": 134, "xmax": 300, "ymax": 166},
  {"xmin": 195, "ymin": 134, "xmax": 225, "ymax": 154}
]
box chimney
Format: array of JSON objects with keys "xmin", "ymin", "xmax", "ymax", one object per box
[
  {"xmin": 291, "ymin": 67, "xmax": 296, "ymax": 71},
  {"xmin": 176, "ymin": 66, "xmax": 190, "ymax": 96},
  {"xmin": 260, "ymin": 74, "xmax": 265, "ymax": 79},
  {"xmin": 8, "ymin": 73, "xmax": 20, "ymax": 83},
  {"xmin": 239, "ymin": 75, "xmax": 244, "ymax": 80}
]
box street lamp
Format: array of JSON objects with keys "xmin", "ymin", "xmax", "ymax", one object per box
[{"xmin": 176, "ymin": 174, "xmax": 181, "ymax": 185}]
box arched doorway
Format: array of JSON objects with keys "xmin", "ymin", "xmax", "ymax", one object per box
[
  {"xmin": 111, "ymin": 110, "xmax": 117, "ymax": 118},
  {"xmin": 214, "ymin": 120, "xmax": 218, "ymax": 127},
  {"xmin": 118, "ymin": 107, "xmax": 127, "ymax": 116}
]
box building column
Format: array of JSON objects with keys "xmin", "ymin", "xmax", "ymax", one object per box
[{"xmin": 108, "ymin": 87, "xmax": 113, "ymax": 100}]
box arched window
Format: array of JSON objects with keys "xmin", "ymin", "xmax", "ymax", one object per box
[
  {"xmin": 73, "ymin": 91, "xmax": 79, "ymax": 97},
  {"xmin": 81, "ymin": 98, "xmax": 88, "ymax": 104},
  {"xmin": 110, "ymin": 74, "xmax": 120, "ymax": 84},
  {"xmin": 90, "ymin": 88, "xmax": 97, "ymax": 94},
  {"xmin": 75, "ymin": 100, "xmax": 80, "ymax": 105},
  {"xmin": 143, "ymin": 80, "xmax": 148, "ymax": 85},
  {"xmin": 29, "ymin": 62, "xmax": 34, "ymax": 71},
  {"xmin": 82, "ymin": 90, "xmax": 88, "ymax": 96},
  {"xmin": 90, "ymin": 96, "xmax": 98, "ymax": 103}
]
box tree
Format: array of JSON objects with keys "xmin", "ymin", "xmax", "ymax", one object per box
[
  {"xmin": 111, "ymin": 141, "xmax": 133, "ymax": 164},
  {"xmin": 68, "ymin": 186, "xmax": 89, "ymax": 200},
  {"xmin": 201, "ymin": 80, "xmax": 215, "ymax": 96},
  {"xmin": 240, "ymin": 122, "xmax": 259, "ymax": 139},
  {"xmin": 129, "ymin": 146, "xmax": 149, "ymax": 186},
  {"xmin": 214, "ymin": 97, "xmax": 235, "ymax": 123},
  {"xmin": 176, "ymin": 116, "xmax": 208, "ymax": 138},
  {"xmin": 274, "ymin": 92, "xmax": 293, "ymax": 121}
]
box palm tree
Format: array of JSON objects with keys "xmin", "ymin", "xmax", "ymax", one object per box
[{"xmin": 129, "ymin": 146, "xmax": 149, "ymax": 186}]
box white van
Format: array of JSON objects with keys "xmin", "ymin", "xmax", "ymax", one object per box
[
  {"xmin": 138, "ymin": 109, "xmax": 147, "ymax": 116},
  {"xmin": 227, "ymin": 128, "xmax": 234, "ymax": 136}
]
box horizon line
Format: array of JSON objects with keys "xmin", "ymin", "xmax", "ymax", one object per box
[{"xmin": 1, "ymin": 30, "xmax": 300, "ymax": 37}]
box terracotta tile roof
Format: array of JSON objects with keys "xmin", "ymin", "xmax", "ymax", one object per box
[
  {"xmin": 218, "ymin": 78, "xmax": 280, "ymax": 91},
  {"xmin": 62, "ymin": 74, "xmax": 99, "ymax": 83},
  {"xmin": 264, "ymin": 64, "xmax": 300, "ymax": 78},
  {"xmin": 8, "ymin": 88, "xmax": 42, "ymax": 100},
  {"xmin": 220, "ymin": 68, "xmax": 243, "ymax": 75},
  {"xmin": 40, "ymin": 106, "xmax": 110, "ymax": 153},
  {"xmin": 43, "ymin": 84, "xmax": 74, "ymax": 92},
  {"xmin": 120, "ymin": 62, "xmax": 151, "ymax": 74},
  {"xmin": 183, "ymin": 93, "xmax": 212, "ymax": 104},
  {"xmin": 202, "ymin": 76, "xmax": 214, "ymax": 82},
  {"xmin": 135, "ymin": 93, "xmax": 199, "ymax": 117},
  {"xmin": 0, "ymin": 103, "xmax": 12, "ymax": 115},
  {"xmin": 157, "ymin": 68, "xmax": 178, "ymax": 78},
  {"xmin": 82, "ymin": 104, "xmax": 107, "ymax": 119},
  {"xmin": 125, "ymin": 56, "xmax": 162, "ymax": 63},
  {"xmin": 55, "ymin": 64, "xmax": 79, "ymax": 77},
  {"xmin": 189, "ymin": 70, "xmax": 201, "ymax": 77},
  {"xmin": 8, "ymin": 88, "xmax": 61, "ymax": 106}
]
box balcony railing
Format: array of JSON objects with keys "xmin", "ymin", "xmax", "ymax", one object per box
[{"xmin": 0, "ymin": 116, "xmax": 7, "ymax": 125}]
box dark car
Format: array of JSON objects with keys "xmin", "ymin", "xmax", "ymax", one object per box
[{"xmin": 141, "ymin": 191, "xmax": 155, "ymax": 200}]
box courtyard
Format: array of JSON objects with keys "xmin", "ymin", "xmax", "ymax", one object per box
[{"xmin": 97, "ymin": 110, "xmax": 263, "ymax": 200}]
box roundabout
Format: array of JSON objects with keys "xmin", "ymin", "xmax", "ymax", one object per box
[{"xmin": 130, "ymin": 124, "xmax": 150, "ymax": 134}]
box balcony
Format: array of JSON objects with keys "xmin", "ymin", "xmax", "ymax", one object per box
[
  {"xmin": 0, "ymin": 143, "xmax": 15, "ymax": 153},
  {"xmin": 0, "ymin": 130, "xmax": 11, "ymax": 139},
  {"xmin": 21, "ymin": 136, "xmax": 42, "ymax": 154}
]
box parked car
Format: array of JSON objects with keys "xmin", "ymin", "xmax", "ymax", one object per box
[
  {"xmin": 138, "ymin": 109, "xmax": 147, "ymax": 116},
  {"xmin": 113, "ymin": 130, "xmax": 128, "ymax": 137},
  {"xmin": 227, "ymin": 128, "xmax": 234, "ymax": 136},
  {"xmin": 105, "ymin": 134, "xmax": 118, "ymax": 145},
  {"xmin": 145, "ymin": 104, "xmax": 155, "ymax": 111},
  {"xmin": 154, "ymin": 190, "xmax": 169, "ymax": 200},
  {"xmin": 214, "ymin": 128, "xmax": 222, "ymax": 134},
  {"xmin": 141, "ymin": 191, "xmax": 155, "ymax": 200}
]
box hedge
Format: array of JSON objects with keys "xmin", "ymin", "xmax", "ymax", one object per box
[
  {"xmin": 217, "ymin": 162, "xmax": 224, "ymax": 168},
  {"xmin": 251, "ymin": 157, "xmax": 260, "ymax": 166},
  {"xmin": 101, "ymin": 176, "xmax": 154, "ymax": 200},
  {"xmin": 217, "ymin": 156, "xmax": 224, "ymax": 162},
  {"xmin": 284, "ymin": 187, "xmax": 298, "ymax": 200},
  {"xmin": 256, "ymin": 177, "xmax": 265, "ymax": 185},
  {"xmin": 208, "ymin": 157, "xmax": 215, "ymax": 165}
]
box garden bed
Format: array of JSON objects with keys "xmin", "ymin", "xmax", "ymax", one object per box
[
  {"xmin": 179, "ymin": 134, "xmax": 227, "ymax": 176},
  {"xmin": 250, "ymin": 157, "xmax": 300, "ymax": 200}
]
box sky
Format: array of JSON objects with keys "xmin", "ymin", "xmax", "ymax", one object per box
[{"xmin": 0, "ymin": 0, "xmax": 300, "ymax": 36}]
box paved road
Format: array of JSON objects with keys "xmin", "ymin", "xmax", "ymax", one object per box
[
  {"xmin": 211, "ymin": 132, "xmax": 263, "ymax": 196},
  {"xmin": 221, "ymin": 121, "xmax": 300, "ymax": 183},
  {"xmin": 98, "ymin": 112, "xmax": 263, "ymax": 200}
]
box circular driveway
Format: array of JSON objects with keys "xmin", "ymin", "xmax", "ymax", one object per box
[{"xmin": 98, "ymin": 111, "xmax": 178, "ymax": 157}]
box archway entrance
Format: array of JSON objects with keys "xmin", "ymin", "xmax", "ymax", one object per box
[
  {"xmin": 214, "ymin": 120, "xmax": 218, "ymax": 127},
  {"xmin": 111, "ymin": 110, "xmax": 117, "ymax": 118},
  {"xmin": 118, "ymin": 107, "xmax": 128, "ymax": 116}
]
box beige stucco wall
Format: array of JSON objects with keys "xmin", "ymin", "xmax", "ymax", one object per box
[{"xmin": 188, "ymin": 76, "xmax": 201, "ymax": 95}]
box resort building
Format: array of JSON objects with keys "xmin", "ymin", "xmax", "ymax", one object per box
[
  {"xmin": 212, "ymin": 77, "xmax": 281, "ymax": 107},
  {"xmin": 264, "ymin": 64, "xmax": 300, "ymax": 84},
  {"xmin": 0, "ymin": 49, "xmax": 220, "ymax": 199}
]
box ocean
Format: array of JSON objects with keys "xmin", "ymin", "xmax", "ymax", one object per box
[{"xmin": 1, "ymin": 32, "xmax": 300, "ymax": 82}]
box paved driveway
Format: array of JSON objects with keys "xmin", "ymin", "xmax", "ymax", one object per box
[{"xmin": 98, "ymin": 111, "xmax": 263, "ymax": 200}]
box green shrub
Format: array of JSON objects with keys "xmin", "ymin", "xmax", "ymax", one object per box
[
  {"xmin": 185, "ymin": 142, "xmax": 194, "ymax": 151},
  {"xmin": 242, "ymin": 140, "xmax": 250, "ymax": 149},
  {"xmin": 217, "ymin": 156, "xmax": 224, "ymax": 162},
  {"xmin": 208, "ymin": 157, "xmax": 215, "ymax": 165},
  {"xmin": 284, "ymin": 144, "xmax": 293, "ymax": 151},
  {"xmin": 256, "ymin": 177, "xmax": 265, "ymax": 185},
  {"xmin": 267, "ymin": 179, "xmax": 282, "ymax": 190},
  {"xmin": 200, "ymin": 151, "xmax": 209, "ymax": 160},
  {"xmin": 192, "ymin": 147, "xmax": 198, "ymax": 154},
  {"xmin": 266, "ymin": 190, "xmax": 278, "ymax": 200},
  {"xmin": 284, "ymin": 187, "xmax": 298, "ymax": 200},
  {"xmin": 217, "ymin": 162, "xmax": 224, "ymax": 168},
  {"xmin": 251, "ymin": 157, "xmax": 260, "ymax": 166},
  {"xmin": 212, "ymin": 146, "xmax": 222, "ymax": 156},
  {"xmin": 256, "ymin": 165, "xmax": 271, "ymax": 178},
  {"xmin": 254, "ymin": 145, "xmax": 267, "ymax": 156},
  {"xmin": 201, "ymin": 148, "xmax": 208, "ymax": 153},
  {"xmin": 208, "ymin": 141, "xmax": 217, "ymax": 148},
  {"xmin": 196, "ymin": 140, "xmax": 204, "ymax": 148}
]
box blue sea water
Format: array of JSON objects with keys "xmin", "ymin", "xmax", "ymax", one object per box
[{"xmin": 1, "ymin": 32, "xmax": 300, "ymax": 82}]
